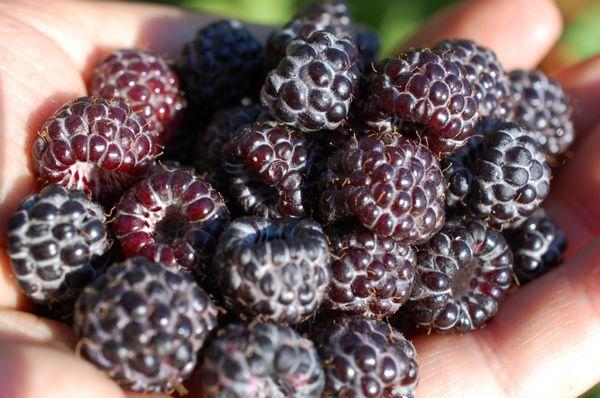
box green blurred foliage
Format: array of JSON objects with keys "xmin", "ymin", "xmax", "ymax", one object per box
[
  {"xmin": 147, "ymin": 0, "xmax": 600, "ymax": 63},
  {"xmin": 561, "ymin": 3, "xmax": 600, "ymax": 59},
  {"xmin": 147, "ymin": 0, "xmax": 455, "ymax": 56}
]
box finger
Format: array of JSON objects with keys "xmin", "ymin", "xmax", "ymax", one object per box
[
  {"xmin": 414, "ymin": 235, "xmax": 600, "ymax": 398},
  {"xmin": 0, "ymin": 340, "xmax": 167, "ymax": 398},
  {"xmin": 400, "ymin": 0, "xmax": 563, "ymax": 70},
  {"xmin": 0, "ymin": 9, "xmax": 86, "ymax": 306},
  {"xmin": 0, "ymin": 309, "xmax": 74, "ymax": 348},
  {"xmin": 551, "ymin": 54, "xmax": 600, "ymax": 136},
  {"xmin": 546, "ymin": 123, "xmax": 600, "ymax": 255},
  {"xmin": 3, "ymin": 0, "xmax": 272, "ymax": 78},
  {"xmin": 0, "ymin": 310, "xmax": 168, "ymax": 398}
]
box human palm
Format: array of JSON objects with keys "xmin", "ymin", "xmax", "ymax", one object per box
[{"xmin": 0, "ymin": 0, "xmax": 598, "ymax": 397}]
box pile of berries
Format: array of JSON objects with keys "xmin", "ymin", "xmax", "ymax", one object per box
[{"xmin": 7, "ymin": 0, "xmax": 574, "ymax": 395}]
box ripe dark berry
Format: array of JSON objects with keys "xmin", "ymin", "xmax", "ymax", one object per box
[
  {"xmin": 261, "ymin": 30, "xmax": 360, "ymax": 132},
  {"xmin": 505, "ymin": 208, "xmax": 567, "ymax": 283},
  {"xmin": 324, "ymin": 224, "xmax": 416, "ymax": 318},
  {"xmin": 363, "ymin": 49, "xmax": 479, "ymax": 156},
  {"xmin": 200, "ymin": 322, "xmax": 325, "ymax": 397},
  {"xmin": 433, "ymin": 39, "xmax": 512, "ymax": 119},
  {"xmin": 89, "ymin": 49, "xmax": 185, "ymax": 145},
  {"xmin": 440, "ymin": 118, "xmax": 506, "ymax": 209},
  {"xmin": 74, "ymin": 258, "xmax": 218, "ymax": 393},
  {"xmin": 408, "ymin": 218, "xmax": 513, "ymax": 334},
  {"xmin": 508, "ymin": 69, "xmax": 574, "ymax": 157},
  {"xmin": 319, "ymin": 132, "xmax": 445, "ymax": 244},
  {"xmin": 222, "ymin": 121, "xmax": 311, "ymax": 218},
  {"xmin": 111, "ymin": 163, "xmax": 229, "ymax": 270},
  {"xmin": 266, "ymin": 0, "xmax": 354, "ymax": 68},
  {"xmin": 212, "ymin": 217, "xmax": 330, "ymax": 324},
  {"xmin": 313, "ymin": 316, "xmax": 419, "ymax": 398},
  {"xmin": 196, "ymin": 104, "xmax": 270, "ymax": 171},
  {"xmin": 468, "ymin": 122, "xmax": 551, "ymax": 227},
  {"xmin": 33, "ymin": 97, "xmax": 158, "ymax": 203},
  {"xmin": 179, "ymin": 20, "xmax": 264, "ymax": 113},
  {"xmin": 7, "ymin": 184, "xmax": 108, "ymax": 304}
]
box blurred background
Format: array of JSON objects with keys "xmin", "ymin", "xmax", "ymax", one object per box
[
  {"xmin": 139, "ymin": 0, "xmax": 598, "ymax": 396},
  {"xmin": 143, "ymin": 0, "xmax": 600, "ymax": 71}
]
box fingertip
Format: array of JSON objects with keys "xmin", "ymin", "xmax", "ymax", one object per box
[
  {"xmin": 0, "ymin": 342, "xmax": 126, "ymax": 398},
  {"xmin": 552, "ymin": 54, "xmax": 600, "ymax": 134},
  {"xmin": 400, "ymin": 0, "xmax": 563, "ymax": 69}
]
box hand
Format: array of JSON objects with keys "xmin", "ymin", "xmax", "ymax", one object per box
[{"xmin": 0, "ymin": 0, "xmax": 597, "ymax": 397}]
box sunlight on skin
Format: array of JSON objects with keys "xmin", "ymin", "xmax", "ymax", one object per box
[
  {"xmin": 0, "ymin": 0, "xmax": 598, "ymax": 397},
  {"xmin": 401, "ymin": 0, "xmax": 563, "ymax": 70}
]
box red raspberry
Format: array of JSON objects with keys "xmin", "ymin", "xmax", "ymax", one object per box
[
  {"xmin": 33, "ymin": 97, "xmax": 158, "ymax": 203},
  {"xmin": 111, "ymin": 164, "xmax": 229, "ymax": 270},
  {"xmin": 89, "ymin": 49, "xmax": 186, "ymax": 145}
]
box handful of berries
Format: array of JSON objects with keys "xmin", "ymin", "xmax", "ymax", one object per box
[{"xmin": 7, "ymin": 0, "xmax": 574, "ymax": 396}]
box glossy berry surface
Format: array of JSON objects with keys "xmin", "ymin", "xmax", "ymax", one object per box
[
  {"xmin": 324, "ymin": 224, "xmax": 416, "ymax": 318},
  {"xmin": 363, "ymin": 49, "xmax": 479, "ymax": 156},
  {"xmin": 222, "ymin": 121, "xmax": 311, "ymax": 218},
  {"xmin": 468, "ymin": 122, "xmax": 551, "ymax": 227},
  {"xmin": 313, "ymin": 316, "xmax": 419, "ymax": 398},
  {"xmin": 199, "ymin": 322, "xmax": 325, "ymax": 398},
  {"xmin": 319, "ymin": 132, "xmax": 445, "ymax": 244},
  {"xmin": 266, "ymin": 0, "xmax": 354, "ymax": 67},
  {"xmin": 111, "ymin": 164, "xmax": 229, "ymax": 270},
  {"xmin": 7, "ymin": 184, "xmax": 108, "ymax": 304},
  {"xmin": 261, "ymin": 30, "xmax": 359, "ymax": 132},
  {"xmin": 74, "ymin": 258, "xmax": 218, "ymax": 393},
  {"xmin": 89, "ymin": 49, "xmax": 185, "ymax": 145},
  {"xmin": 505, "ymin": 208, "xmax": 567, "ymax": 283},
  {"xmin": 434, "ymin": 39, "xmax": 511, "ymax": 119},
  {"xmin": 408, "ymin": 218, "xmax": 513, "ymax": 334},
  {"xmin": 508, "ymin": 69, "xmax": 574, "ymax": 157},
  {"xmin": 33, "ymin": 97, "xmax": 157, "ymax": 203},
  {"xmin": 212, "ymin": 217, "xmax": 330, "ymax": 324},
  {"xmin": 179, "ymin": 20, "xmax": 264, "ymax": 112}
]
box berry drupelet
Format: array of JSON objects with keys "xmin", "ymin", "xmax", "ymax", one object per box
[
  {"xmin": 111, "ymin": 163, "xmax": 229, "ymax": 270},
  {"xmin": 89, "ymin": 49, "xmax": 185, "ymax": 145},
  {"xmin": 324, "ymin": 224, "xmax": 416, "ymax": 318},
  {"xmin": 266, "ymin": 0, "xmax": 355, "ymax": 68},
  {"xmin": 433, "ymin": 39, "xmax": 512, "ymax": 119},
  {"xmin": 362, "ymin": 48, "xmax": 479, "ymax": 156},
  {"xmin": 7, "ymin": 184, "xmax": 108, "ymax": 304},
  {"xmin": 261, "ymin": 30, "xmax": 360, "ymax": 132},
  {"xmin": 212, "ymin": 217, "xmax": 331, "ymax": 324},
  {"xmin": 74, "ymin": 257, "xmax": 218, "ymax": 393},
  {"xmin": 313, "ymin": 316, "xmax": 419, "ymax": 398},
  {"xmin": 505, "ymin": 208, "xmax": 567, "ymax": 283},
  {"xmin": 179, "ymin": 20, "xmax": 264, "ymax": 113},
  {"xmin": 33, "ymin": 97, "xmax": 158, "ymax": 203},
  {"xmin": 222, "ymin": 121, "xmax": 311, "ymax": 218},
  {"xmin": 408, "ymin": 218, "xmax": 513, "ymax": 334},
  {"xmin": 319, "ymin": 132, "xmax": 445, "ymax": 245},
  {"xmin": 508, "ymin": 69, "xmax": 574, "ymax": 157},
  {"xmin": 199, "ymin": 322, "xmax": 325, "ymax": 397}
]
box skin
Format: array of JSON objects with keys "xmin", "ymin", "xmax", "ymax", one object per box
[{"xmin": 0, "ymin": 0, "xmax": 598, "ymax": 397}]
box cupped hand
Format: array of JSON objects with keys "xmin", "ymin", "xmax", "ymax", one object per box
[{"xmin": 0, "ymin": 0, "xmax": 598, "ymax": 397}]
